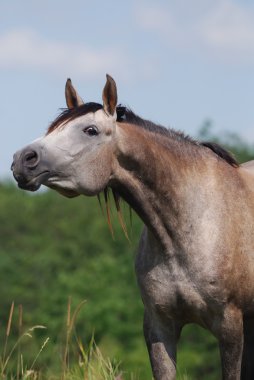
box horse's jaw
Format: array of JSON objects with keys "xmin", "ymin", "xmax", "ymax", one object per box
[{"xmin": 47, "ymin": 184, "xmax": 80, "ymax": 198}]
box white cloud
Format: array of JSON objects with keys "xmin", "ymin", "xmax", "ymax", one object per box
[
  {"xmin": 135, "ymin": 0, "xmax": 254, "ymax": 65},
  {"xmin": 200, "ymin": 1, "xmax": 254, "ymax": 61},
  {"xmin": 0, "ymin": 29, "xmax": 127, "ymax": 79},
  {"xmin": 135, "ymin": 4, "xmax": 176, "ymax": 36}
]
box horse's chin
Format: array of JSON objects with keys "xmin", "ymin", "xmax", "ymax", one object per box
[
  {"xmin": 15, "ymin": 171, "xmax": 50, "ymax": 192},
  {"xmin": 47, "ymin": 185, "xmax": 80, "ymax": 198},
  {"xmin": 18, "ymin": 182, "xmax": 41, "ymax": 192}
]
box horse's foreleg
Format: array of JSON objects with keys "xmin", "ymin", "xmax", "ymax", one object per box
[
  {"xmin": 143, "ymin": 310, "xmax": 182, "ymax": 380},
  {"xmin": 241, "ymin": 318, "xmax": 254, "ymax": 379},
  {"xmin": 216, "ymin": 306, "xmax": 243, "ymax": 380}
]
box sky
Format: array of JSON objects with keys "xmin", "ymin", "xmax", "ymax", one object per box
[{"xmin": 1, "ymin": 0, "xmax": 254, "ymax": 178}]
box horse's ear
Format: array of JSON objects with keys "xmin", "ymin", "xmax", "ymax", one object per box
[
  {"xmin": 65, "ymin": 78, "xmax": 84, "ymax": 109},
  {"xmin": 102, "ymin": 74, "xmax": 117, "ymax": 116}
]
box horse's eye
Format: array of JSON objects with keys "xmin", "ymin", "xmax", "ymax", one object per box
[{"xmin": 83, "ymin": 125, "xmax": 99, "ymax": 136}]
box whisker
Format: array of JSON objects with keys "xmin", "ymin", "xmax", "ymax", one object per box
[
  {"xmin": 104, "ymin": 188, "xmax": 114, "ymax": 239},
  {"xmin": 112, "ymin": 190, "xmax": 130, "ymax": 242}
]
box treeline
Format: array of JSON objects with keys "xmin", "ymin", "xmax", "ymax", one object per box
[{"xmin": 0, "ymin": 125, "xmax": 253, "ymax": 379}]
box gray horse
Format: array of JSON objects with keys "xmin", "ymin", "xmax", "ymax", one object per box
[{"xmin": 12, "ymin": 75, "xmax": 254, "ymax": 380}]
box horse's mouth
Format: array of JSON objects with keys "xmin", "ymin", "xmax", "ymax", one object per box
[
  {"xmin": 15, "ymin": 170, "xmax": 79, "ymax": 198},
  {"xmin": 16, "ymin": 171, "xmax": 50, "ymax": 192}
]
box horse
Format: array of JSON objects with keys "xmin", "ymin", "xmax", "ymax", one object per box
[{"xmin": 11, "ymin": 75, "xmax": 254, "ymax": 380}]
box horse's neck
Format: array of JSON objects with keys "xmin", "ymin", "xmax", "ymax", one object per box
[{"xmin": 112, "ymin": 123, "xmax": 207, "ymax": 251}]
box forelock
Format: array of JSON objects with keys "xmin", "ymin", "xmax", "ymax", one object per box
[{"xmin": 47, "ymin": 103, "xmax": 103, "ymax": 134}]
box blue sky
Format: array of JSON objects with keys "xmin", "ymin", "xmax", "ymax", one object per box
[{"xmin": 1, "ymin": 0, "xmax": 254, "ymax": 177}]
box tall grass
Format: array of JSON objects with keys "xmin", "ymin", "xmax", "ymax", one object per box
[
  {"xmin": 0, "ymin": 301, "xmax": 191, "ymax": 380},
  {"xmin": 0, "ymin": 300, "xmax": 126, "ymax": 380}
]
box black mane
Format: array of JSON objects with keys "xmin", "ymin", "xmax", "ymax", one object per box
[
  {"xmin": 117, "ymin": 106, "xmax": 194, "ymax": 143},
  {"xmin": 201, "ymin": 141, "xmax": 238, "ymax": 167},
  {"xmin": 47, "ymin": 103, "xmax": 238, "ymax": 167},
  {"xmin": 117, "ymin": 106, "xmax": 238, "ymax": 167}
]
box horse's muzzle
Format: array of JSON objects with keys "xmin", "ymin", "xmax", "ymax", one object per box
[{"xmin": 11, "ymin": 147, "xmax": 49, "ymax": 191}]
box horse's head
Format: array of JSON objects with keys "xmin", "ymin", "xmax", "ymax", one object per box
[{"xmin": 12, "ymin": 75, "xmax": 118, "ymax": 197}]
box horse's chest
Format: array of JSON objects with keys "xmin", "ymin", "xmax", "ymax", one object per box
[
  {"xmin": 135, "ymin": 242, "xmax": 207, "ymax": 322},
  {"xmin": 137, "ymin": 265, "xmax": 203, "ymax": 319}
]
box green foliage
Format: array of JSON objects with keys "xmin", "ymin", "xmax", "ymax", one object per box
[
  {"xmin": 1, "ymin": 126, "xmax": 254, "ymax": 379},
  {"xmin": 0, "ymin": 184, "xmax": 150, "ymax": 378}
]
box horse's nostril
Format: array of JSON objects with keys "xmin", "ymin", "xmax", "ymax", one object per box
[{"xmin": 23, "ymin": 150, "xmax": 39, "ymax": 168}]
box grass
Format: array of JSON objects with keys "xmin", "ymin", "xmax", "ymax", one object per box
[
  {"xmin": 0, "ymin": 300, "xmax": 127, "ymax": 380},
  {"xmin": 0, "ymin": 300, "xmax": 194, "ymax": 380}
]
